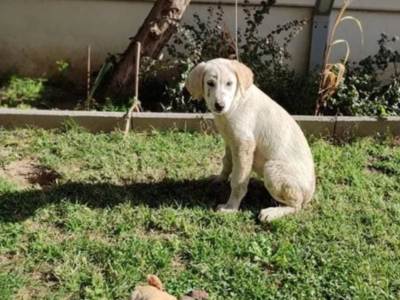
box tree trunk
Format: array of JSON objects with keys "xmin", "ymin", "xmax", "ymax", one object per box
[{"xmin": 105, "ymin": 0, "xmax": 191, "ymax": 100}]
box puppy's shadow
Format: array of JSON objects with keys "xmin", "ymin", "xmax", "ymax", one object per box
[{"xmin": 0, "ymin": 178, "xmax": 275, "ymax": 223}]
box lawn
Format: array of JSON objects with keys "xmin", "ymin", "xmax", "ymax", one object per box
[{"xmin": 0, "ymin": 127, "xmax": 400, "ymax": 300}]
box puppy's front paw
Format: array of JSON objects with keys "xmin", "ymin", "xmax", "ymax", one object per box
[
  {"xmin": 207, "ymin": 175, "xmax": 227, "ymax": 185},
  {"xmin": 216, "ymin": 204, "xmax": 238, "ymax": 214}
]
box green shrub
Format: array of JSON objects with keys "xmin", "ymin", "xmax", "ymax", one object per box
[
  {"xmin": 327, "ymin": 34, "xmax": 400, "ymax": 116},
  {"xmin": 2, "ymin": 4, "xmax": 399, "ymax": 117},
  {"xmin": 138, "ymin": 5, "xmax": 400, "ymax": 117},
  {"xmin": 0, "ymin": 73, "xmax": 46, "ymax": 108},
  {"xmin": 0, "ymin": 67, "xmax": 82, "ymax": 110},
  {"xmin": 137, "ymin": 0, "xmax": 317, "ymax": 115}
]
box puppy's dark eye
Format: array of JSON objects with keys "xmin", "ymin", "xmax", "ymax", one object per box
[
  {"xmin": 207, "ymin": 81, "xmax": 215, "ymax": 87},
  {"xmin": 227, "ymin": 81, "xmax": 233, "ymax": 87}
]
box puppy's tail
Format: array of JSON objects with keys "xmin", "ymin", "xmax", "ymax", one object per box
[{"xmin": 146, "ymin": 274, "xmax": 163, "ymax": 291}]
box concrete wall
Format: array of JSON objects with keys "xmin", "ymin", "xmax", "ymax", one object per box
[
  {"xmin": 0, "ymin": 0, "xmax": 399, "ymax": 81},
  {"xmin": 2, "ymin": 109, "xmax": 400, "ymax": 138}
]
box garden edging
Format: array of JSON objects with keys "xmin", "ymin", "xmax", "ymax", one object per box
[{"xmin": 1, "ymin": 109, "xmax": 400, "ymax": 138}]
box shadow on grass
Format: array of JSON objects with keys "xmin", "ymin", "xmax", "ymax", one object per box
[{"xmin": 0, "ymin": 178, "xmax": 275, "ymax": 223}]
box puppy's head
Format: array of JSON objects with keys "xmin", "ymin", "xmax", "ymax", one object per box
[{"xmin": 185, "ymin": 59, "xmax": 253, "ymax": 114}]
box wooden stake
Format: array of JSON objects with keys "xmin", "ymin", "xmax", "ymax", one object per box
[
  {"xmin": 124, "ymin": 42, "xmax": 142, "ymax": 137},
  {"xmin": 87, "ymin": 45, "xmax": 91, "ymax": 108},
  {"xmin": 134, "ymin": 42, "xmax": 141, "ymax": 102}
]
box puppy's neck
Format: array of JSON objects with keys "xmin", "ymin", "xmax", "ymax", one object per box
[{"xmin": 219, "ymin": 87, "xmax": 252, "ymax": 119}]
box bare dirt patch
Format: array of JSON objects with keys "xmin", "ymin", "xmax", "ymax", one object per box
[
  {"xmin": 0, "ymin": 159, "xmax": 61, "ymax": 188},
  {"xmin": 0, "ymin": 146, "xmax": 12, "ymax": 159},
  {"xmin": 171, "ymin": 255, "xmax": 186, "ymax": 271},
  {"xmin": 363, "ymin": 165, "xmax": 381, "ymax": 175},
  {"xmin": 121, "ymin": 168, "xmax": 168, "ymax": 184},
  {"xmin": 15, "ymin": 284, "xmax": 48, "ymax": 300},
  {"xmin": 389, "ymin": 137, "xmax": 400, "ymax": 147},
  {"xmin": 22, "ymin": 219, "xmax": 42, "ymax": 233},
  {"xmin": 135, "ymin": 227, "xmax": 178, "ymax": 241},
  {"xmin": 87, "ymin": 231, "xmax": 114, "ymax": 245},
  {"xmin": 0, "ymin": 253, "xmax": 16, "ymax": 266},
  {"xmin": 22, "ymin": 220, "xmax": 78, "ymax": 245},
  {"xmin": 138, "ymin": 168, "xmax": 168, "ymax": 183}
]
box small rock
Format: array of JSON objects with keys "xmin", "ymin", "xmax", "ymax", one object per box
[{"xmin": 179, "ymin": 289, "xmax": 209, "ymax": 300}]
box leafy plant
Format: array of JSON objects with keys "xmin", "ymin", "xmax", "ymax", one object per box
[
  {"xmin": 0, "ymin": 73, "xmax": 47, "ymax": 108},
  {"xmin": 138, "ymin": 57, "xmax": 207, "ymax": 112},
  {"xmin": 137, "ymin": 0, "xmax": 315, "ymax": 114},
  {"xmin": 0, "ymin": 71, "xmax": 84, "ymax": 110},
  {"xmin": 82, "ymin": 1, "xmax": 315, "ymax": 114},
  {"xmin": 56, "ymin": 60, "xmax": 70, "ymax": 74},
  {"xmin": 327, "ymin": 34, "xmax": 400, "ymax": 116}
]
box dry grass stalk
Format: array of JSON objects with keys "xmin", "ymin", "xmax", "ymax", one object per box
[
  {"xmin": 315, "ymin": 0, "xmax": 364, "ymax": 116},
  {"xmin": 219, "ymin": 23, "xmax": 239, "ymax": 60}
]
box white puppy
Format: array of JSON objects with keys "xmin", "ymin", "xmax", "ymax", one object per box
[{"xmin": 185, "ymin": 58, "xmax": 315, "ymax": 222}]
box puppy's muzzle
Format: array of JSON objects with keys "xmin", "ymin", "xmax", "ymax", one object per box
[{"xmin": 214, "ymin": 101, "xmax": 225, "ymax": 112}]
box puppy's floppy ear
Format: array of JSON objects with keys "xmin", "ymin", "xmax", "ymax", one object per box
[
  {"xmin": 146, "ymin": 274, "xmax": 163, "ymax": 291},
  {"xmin": 231, "ymin": 60, "xmax": 253, "ymax": 93},
  {"xmin": 185, "ymin": 62, "xmax": 207, "ymax": 100}
]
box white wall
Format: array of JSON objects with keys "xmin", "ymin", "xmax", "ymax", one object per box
[{"xmin": 0, "ymin": 0, "xmax": 399, "ymax": 81}]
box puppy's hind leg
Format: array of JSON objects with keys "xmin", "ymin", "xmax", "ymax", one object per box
[
  {"xmin": 259, "ymin": 161, "xmax": 312, "ymax": 222},
  {"xmin": 259, "ymin": 206, "xmax": 298, "ymax": 222}
]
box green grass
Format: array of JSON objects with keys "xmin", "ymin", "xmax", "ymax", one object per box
[
  {"xmin": 0, "ymin": 72, "xmax": 82, "ymax": 110},
  {"xmin": 0, "ymin": 73, "xmax": 46, "ymax": 109},
  {"xmin": 0, "ymin": 127, "xmax": 400, "ymax": 299}
]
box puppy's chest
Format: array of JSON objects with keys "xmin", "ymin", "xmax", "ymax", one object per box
[{"xmin": 215, "ymin": 116, "xmax": 253, "ymax": 142}]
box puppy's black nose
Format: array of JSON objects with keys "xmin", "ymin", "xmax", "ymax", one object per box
[{"xmin": 214, "ymin": 102, "xmax": 225, "ymax": 112}]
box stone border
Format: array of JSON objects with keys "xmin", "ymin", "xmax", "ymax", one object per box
[{"xmin": 1, "ymin": 109, "xmax": 400, "ymax": 137}]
